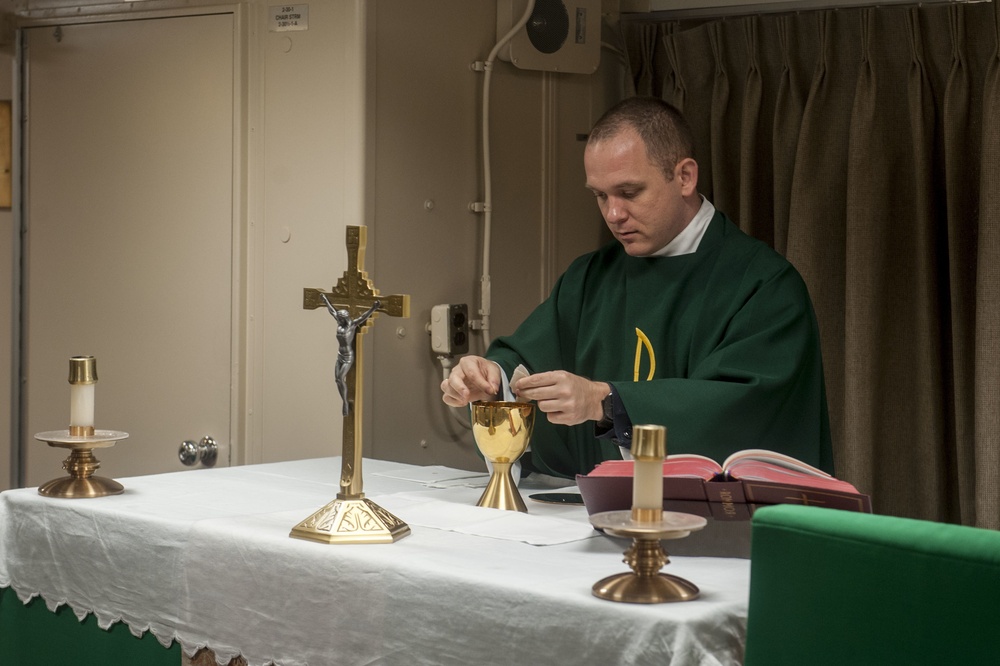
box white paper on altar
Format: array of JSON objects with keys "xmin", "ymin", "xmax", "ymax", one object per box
[
  {"xmin": 373, "ymin": 490, "xmax": 596, "ymax": 545},
  {"xmin": 370, "ymin": 464, "xmax": 488, "ymax": 488}
]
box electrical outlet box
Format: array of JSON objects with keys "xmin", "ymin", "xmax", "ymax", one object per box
[{"xmin": 430, "ymin": 304, "xmax": 469, "ymax": 355}]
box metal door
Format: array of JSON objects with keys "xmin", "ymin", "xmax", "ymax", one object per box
[{"xmin": 20, "ymin": 12, "xmax": 238, "ymax": 486}]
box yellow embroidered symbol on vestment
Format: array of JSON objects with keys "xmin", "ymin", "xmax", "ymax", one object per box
[{"xmin": 633, "ymin": 328, "xmax": 656, "ymax": 381}]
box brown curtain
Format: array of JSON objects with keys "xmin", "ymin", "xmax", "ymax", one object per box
[{"xmin": 620, "ymin": 2, "xmax": 1000, "ymax": 529}]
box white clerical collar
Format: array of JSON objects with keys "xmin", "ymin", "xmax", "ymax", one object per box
[{"xmin": 650, "ymin": 196, "xmax": 715, "ymax": 257}]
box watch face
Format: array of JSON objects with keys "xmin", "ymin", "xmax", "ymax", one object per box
[{"xmin": 602, "ymin": 392, "xmax": 614, "ymax": 421}]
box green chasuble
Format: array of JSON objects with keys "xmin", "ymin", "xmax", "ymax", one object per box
[{"xmin": 487, "ymin": 211, "xmax": 833, "ymax": 478}]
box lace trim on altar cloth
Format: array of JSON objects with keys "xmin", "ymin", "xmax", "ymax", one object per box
[{"xmin": 1, "ymin": 582, "xmax": 265, "ymax": 666}]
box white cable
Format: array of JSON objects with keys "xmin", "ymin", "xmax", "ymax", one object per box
[
  {"xmin": 438, "ymin": 355, "xmax": 474, "ymax": 430},
  {"xmin": 437, "ymin": 354, "xmax": 454, "ymax": 382},
  {"xmin": 478, "ymin": 0, "xmax": 537, "ymax": 349}
]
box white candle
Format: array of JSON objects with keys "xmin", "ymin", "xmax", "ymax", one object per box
[
  {"xmin": 630, "ymin": 424, "xmax": 667, "ymax": 523},
  {"xmin": 633, "ymin": 456, "xmax": 663, "ymax": 512},
  {"xmin": 70, "ymin": 383, "xmax": 95, "ymax": 428},
  {"xmin": 68, "ymin": 356, "xmax": 97, "ymax": 431}
]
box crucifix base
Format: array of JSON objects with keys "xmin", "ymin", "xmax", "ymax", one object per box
[{"xmin": 289, "ymin": 496, "xmax": 411, "ymax": 545}]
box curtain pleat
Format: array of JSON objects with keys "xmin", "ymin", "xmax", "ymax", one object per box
[
  {"xmin": 738, "ymin": 18, "xmax": 772, "ymax": 244},
  {"xmin": 772, "ymin": 16, "xmax": 807, "ymax": 256},
  {"xmin": 842, "ymin": 10, "xmax": 880, "ymax": 502},
  {"xmin": 670, "ymin": 25, "xmax": 717, "ymax": 201},
  {"xmin": 975, "ymin": 8, "xmax": 1000, "ymax": 530},
  {"xmin": 787, "ymin": 12, "xmax": 854, "ymax": 482},
  {"xmin": 846, "ymin": 9, "xmax": 948, "ymax": 520},
  {"xmin": 661, "ymin": 23, "xmax": 686, "ymax": 110},
  {"xmin": 906, "ymin": 9, "xmax": 955, "ymax": 523},
  {"xmin": 618, "ymin": 2, "xmax": 1000, "ymax": 527},
  {"xmin": 709, "ymin": 23, "xmax": 738, "ymax": 215},
  {"xmin": 942, "ymin": 6, "xmax": 982, "ymax": 525},
  {"xmin": 622, "ymin": 22, "xmax": 658, "ymax": 97}
]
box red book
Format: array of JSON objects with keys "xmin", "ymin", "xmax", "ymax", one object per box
[{"xmin": 576, "ymin": 449, "xmax": 872, "ymax": 514}]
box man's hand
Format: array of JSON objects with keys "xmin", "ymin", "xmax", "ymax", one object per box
[
  {"xmin": 512, "ymin": 371, "xmax": 609, "ymax": 425},
  {"xmin": 440, "ymin": 355, "xmax": 502, "ymax": 407}
]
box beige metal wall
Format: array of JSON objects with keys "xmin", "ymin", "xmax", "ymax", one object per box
[
  {"xmin": 366, "ymin": 0, "xmax": 620, "ymax": 471},
  {"xmin": 0, "ymin": 0, "xmax": 623, "ymax": 486},
  {"xmin": 251, "ymin": 0, "xmax": 624, "ymax": 472},
  {"xmin": 253, "ymin": 0, "xmax": 370, "ymax": 464}
]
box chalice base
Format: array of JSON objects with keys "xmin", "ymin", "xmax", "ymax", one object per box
[
  {"xmin": 38, "ymin": 475, "xmax": 125, "ymax": 499},
  {"xmin": 476, "ymin": 461, "xmax": 526, "ymax": 512},
  {"xmin": 290, "ymin": 496, "xmax": 411, "ymax": 545},
  {"xmin": 592, "ymin": 571, "xmax": 700, "ymax": 604}
]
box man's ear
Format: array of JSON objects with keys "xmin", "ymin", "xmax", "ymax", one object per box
[{"xmin": 676, "ymin": 158, "xmax": 698, "ymax": 195}]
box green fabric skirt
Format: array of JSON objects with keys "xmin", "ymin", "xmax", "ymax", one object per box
[{"xmin": 0, "ymin": 586, "xmax": 179, "ymax": 666}]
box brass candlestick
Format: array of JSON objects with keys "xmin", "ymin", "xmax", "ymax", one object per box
[
  {"xmin": 590, "ymin": 424, "xmax": 705, "ymax": 603},
  {"xmin": 472, "ymin": 401, "xmax": 535, "ymax": 512},
  {"xmin": 35, "ymin": 356, "xmax": 129, "ymax": 499},
  {"xmin": 589, "ymin": 509, "xmax": 706, "ymax": 603}
]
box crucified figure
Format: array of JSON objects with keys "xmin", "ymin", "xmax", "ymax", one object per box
[{"xmin": 321, "ymin": 293, "xmax": 381, "ymax": 416}]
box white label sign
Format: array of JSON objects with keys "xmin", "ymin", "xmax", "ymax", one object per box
[{"xmin": 270, "ymin": 5, "xmax": 309, "ymax": 32}]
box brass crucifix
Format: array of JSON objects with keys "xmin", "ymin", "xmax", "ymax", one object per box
[{"xmin": 290, "ymin": 225, "xmax": 411, "ymax": 544}]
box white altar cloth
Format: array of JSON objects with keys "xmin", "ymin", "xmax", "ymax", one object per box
[{"xmin": 0, "ymin": 457, "xmax": 749, "ymax": 666}]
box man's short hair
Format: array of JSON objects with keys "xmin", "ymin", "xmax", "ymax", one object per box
[{"xmin": 588, "ymin": 97, "xmax": 695, "ymax": 181}]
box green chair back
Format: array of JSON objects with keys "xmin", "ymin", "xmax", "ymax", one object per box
[{"xmin": 745, "ymin": 504, "xmax": 1000, "ymax": 666}]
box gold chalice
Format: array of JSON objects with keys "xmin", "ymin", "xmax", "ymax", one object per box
[{"xmin": 472, "ymin": 401, "xmax": 535, "ymax": 512}]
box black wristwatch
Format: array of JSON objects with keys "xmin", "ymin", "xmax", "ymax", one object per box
[
  {"xmin": 601, "ymin": 390, "xmax": 615, "ymax": 424},
  {"xmin": 595, "ymin": 383, "xmax": 633, "ymax": 448}
]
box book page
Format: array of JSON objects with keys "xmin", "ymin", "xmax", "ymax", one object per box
[
  {"xmin": 722, "ymin": 448, "xmax": 831, "ymax": 478},
  {"xmin": 663, "ymin": 454, "xmax": 722, "ymax": 480},
  {"xmin": 586, "ymin": 456, "xmax": 721, "ymax": 480},
  {"xmin": 666, "ymin": 452, "xmax": 719, "ymax": 465},
  {"xmin": 725, "ymin": 460, "xmax": 859, "ymax": 493}
]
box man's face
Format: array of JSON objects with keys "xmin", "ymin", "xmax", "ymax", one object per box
[{"xmin": 584, "ymin": 128, "xmax": 695, "ymax": 257}]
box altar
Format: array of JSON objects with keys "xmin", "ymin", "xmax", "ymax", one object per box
[{"xmin": 0, "ymin": 457, "xmax": 750, "ymax": 665}]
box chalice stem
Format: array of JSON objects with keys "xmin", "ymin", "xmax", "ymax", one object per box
[{"xmin": 476, "ymin": 460, "xmax": 527, "ymax": 513}]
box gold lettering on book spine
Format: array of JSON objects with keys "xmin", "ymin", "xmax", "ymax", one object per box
[{"xmin": 718, "ymin": 490, "xmax": 737, "ymax": 516}]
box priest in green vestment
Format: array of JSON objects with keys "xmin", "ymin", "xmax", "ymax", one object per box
[{"xmin": 441, "ymin": 96, "xmax": 833, "ymax": 479}]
